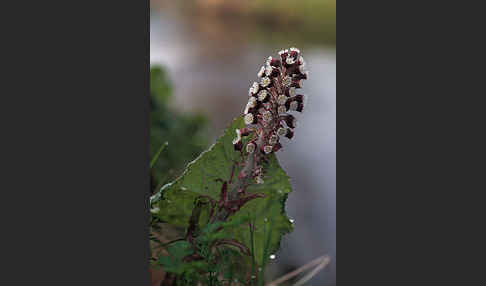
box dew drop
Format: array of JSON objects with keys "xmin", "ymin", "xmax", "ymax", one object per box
[{"xmin": 269, "ymin": 254, "xmax": 276, "ymax": 260}]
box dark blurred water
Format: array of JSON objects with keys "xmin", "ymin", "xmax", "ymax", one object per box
[{"xmin": 151, "ymin": 10, "xmax": 336, "ymax": 285}]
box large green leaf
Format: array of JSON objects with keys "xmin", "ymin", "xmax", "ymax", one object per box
[{"xmin": 152, "ymin": 117, "xmax": 293, "ymax": 264}]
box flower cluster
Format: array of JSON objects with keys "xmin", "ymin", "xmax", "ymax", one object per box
[{"xmin": 233, "ymin": 48, "xmax": 308, "ymax": 183}]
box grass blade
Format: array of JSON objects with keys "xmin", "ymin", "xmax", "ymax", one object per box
[{"xmin": 150, "ymin": 141, "xmax": 168, "ymax": 169}]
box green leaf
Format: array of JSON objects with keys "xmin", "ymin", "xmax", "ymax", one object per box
[
  {"xmin": 158, "ymin": 240, "xmax": 194, "ymax": 274},
  {"xmin": 153, "ymin": 117, "xmax": 293, "ymax": 265}
]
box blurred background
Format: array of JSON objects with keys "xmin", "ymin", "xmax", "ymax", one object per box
[{"xmin": 150, "ymin": 0, "xmax": 335, "ymax": 285}]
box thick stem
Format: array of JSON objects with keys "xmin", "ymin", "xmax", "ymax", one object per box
[{"xmin": 211, "ymin": 71, "xmax": 283, "ymax": 223}]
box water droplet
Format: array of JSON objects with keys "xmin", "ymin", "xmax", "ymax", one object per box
[
  {"xmin": 269, "ymin": 254, "xmax": 276, "ymax": 260},
  {"xmin": 289, "ymin": 218, "xmax": 295, "ymax": 223}
]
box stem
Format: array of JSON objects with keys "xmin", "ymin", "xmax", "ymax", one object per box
[{"xmin": 211, "ymin": 135, "xmax": 264, "ymax": 223}]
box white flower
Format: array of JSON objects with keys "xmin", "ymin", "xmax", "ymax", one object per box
[
  {"xmin": 265, "ymin": 65, "xmax": 273, "ymax": 76},
  {"xmin": 258, "ymin": 90, "xmax": 269, "ymax": 101},
  {"xmin": 249, "ymin": 81, "xmax": 259, "ymax": 95},
  {"xmin": 255, "ymin": 176, "xmax": 264, "ymax": 184},
  {"xmin": 260, "ymin": 77, "xmax": 271, "ymax": 87},
  {"xmin": 246, "ymin": 142, "xmax": 255, "ymax": 153},
  {"xmin": 282, "ymin": 76, "xmax": 292, "ymax": 87},
  {"xmin": 299, "ymin": 63, "xmax": 306, "ymax": 74},
  {"xmin": 269, "ymin": 134, "xmax": 278, "ymax": 145},
  {"xmin": 262, "ymin": 110, "xmax": 272, "ymax": 123},
  {"xmin": 266, "ymin": 56, "xmax": 273, "ymax": 66},
  {"xmin": 299, "ymin": 55, "xmax": 305, "ymax": 65},
  {"xmin": 290, "ymin": 47, "xmax": 300, "ymax": 53},
  {"xmin": 263, "ymin": 145, "xmax": 273, "ymax": 154},
  {"xmin": 288, "ymin": 87, "xmax": 296, "ymax": 96},
  {"xmin": 286, "ymin": 56, "xmax": 295, "ymax": 65},
  {"xmin": 248, "ymin": 96, "xmax": 257, "ymax": 108},
  {"xmin": 277, "ymin": 95, "xmax": 288, "ymax": 105},
  {"xmin": 244, "ymin": 113, "xmax": 255, "ymax": 125}
]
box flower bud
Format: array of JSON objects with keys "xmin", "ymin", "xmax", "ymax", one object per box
[
  {"xmin": 270, "ymin": 58, "xmax": 281, "ymax": 67},
  {"xmin": 277, "ymin": 127, "xmax": 293, "ymax": 139},
  {"xmin": 232, "ymin": 129, "xmax": 243, "ymax": 150},
  {"xmin": 285, "ymin": 129, "xmax": 294, "ymax": 139},
  {"xmin": 297, "ymin": 55, "xmax": 305, "ymax": 65},
  {"xmin": 298, "ymin": 63, "xmax": 306, "ymax": 74},
  {"xmin": 293, "ymin": 72, "xmax": 308, "ymax": 80},
  {"xmin": 290, "ymin": 79, "xmax": 303, "ymax": 88},
  {"xmin": 233, "ymin": 140, "xmax": 243, "ymax": 151},
  {"xmin": 286, "ymin": 100, "xmax": 304, "ymax": 112},
  {"xmin": 272, "ymin": 142, "xmax": 282, "ymax": 152},
  {"xmin": 249, "ymin": 82, "xmax": 259, "ymax": 96},
  {"xmin": 292, "ymin": 94, "xmax": 305, "ymax": 103},
  {"xmin": 278, "ymin": 49, "xmax": 289, "ymax": 63},
  {"xmin": 282, "ymin": 114, "xmax": 297, "ymax": 129},
  {"xmin": 257, "ymin": 66, "xmax": 265, "ymax": 78}
]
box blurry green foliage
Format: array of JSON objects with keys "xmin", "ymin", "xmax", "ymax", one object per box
[
  {"xmin": 150, "ymin": 66, "xmax": 209, "ymax": 192},
  {"xmin": 249, "ymin": 0, "xmax": 336, "ymax": 45}
]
